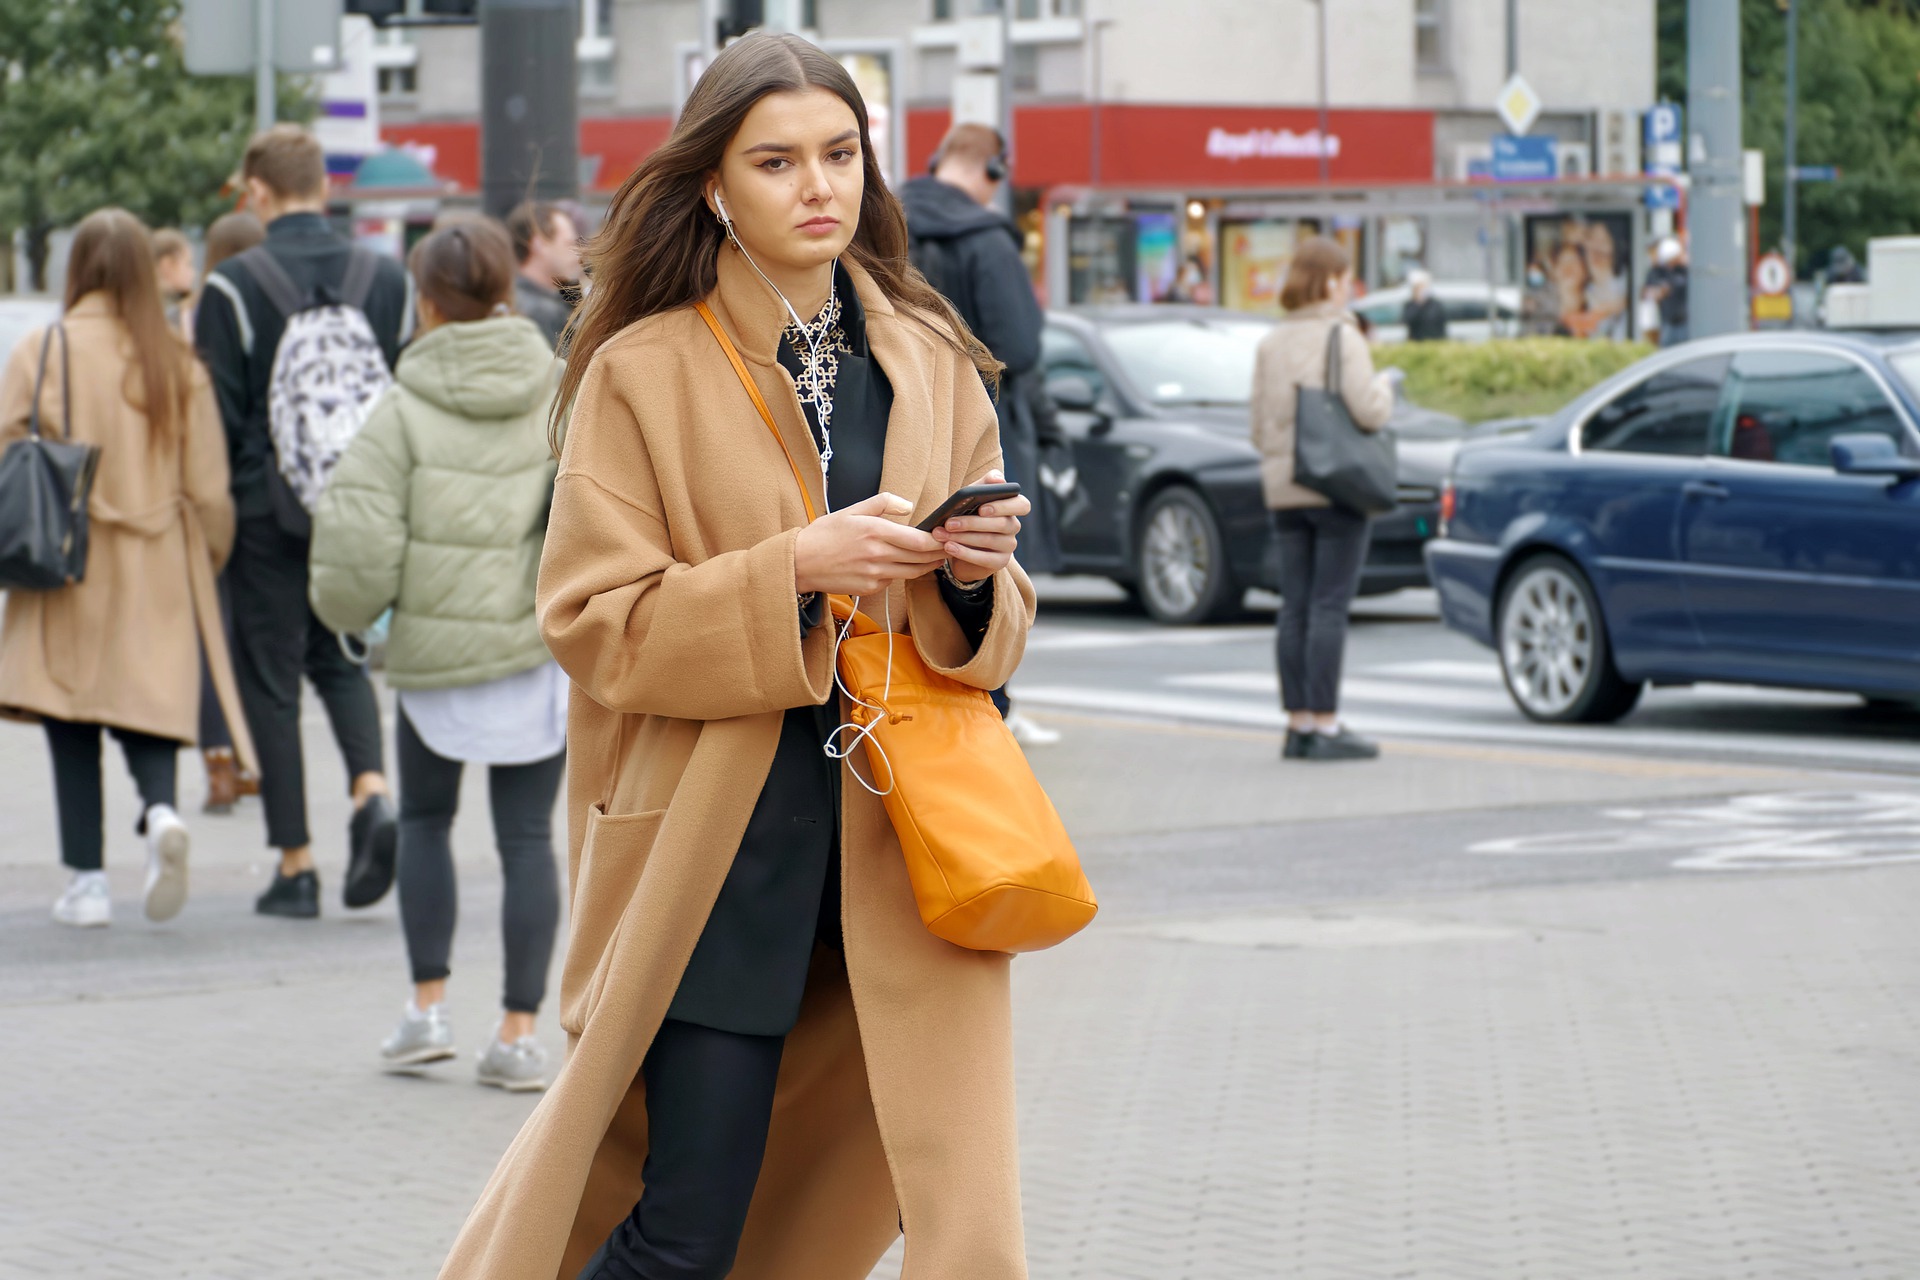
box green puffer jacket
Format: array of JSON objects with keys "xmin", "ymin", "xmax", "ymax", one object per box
[{"xmin": 310, "ymin": 314, "xmax": 558, "ymax": 691}]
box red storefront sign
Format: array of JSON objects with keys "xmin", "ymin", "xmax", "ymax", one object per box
[{"xmin": 382, "ymin": 103, "xmax": 1433, "ymax": 196}]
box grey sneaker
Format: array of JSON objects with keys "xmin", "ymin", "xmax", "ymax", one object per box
[
  {"xmin": 380, "ymin": 1003, "xmax": 455, "ymax": 1073},
  {"xmin": 476, "ymin": 1031, "xmax": 549, "ymax": 1093}
]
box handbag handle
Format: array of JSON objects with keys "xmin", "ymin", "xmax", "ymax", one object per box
[
  {"xmin": 694, "ymin": 300, "xmax": 819, "ymax": 524},
  {"xmin": 26, "ymin": 323, "xmax": 70, "ymax": 443},
  {"xmin": 1323, "ymin": 320, "xmax": 1343, "ymax": 401}
]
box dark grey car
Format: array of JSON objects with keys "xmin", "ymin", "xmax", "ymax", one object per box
[{"xmin": 1038, "ymin": 306, "xmax": 1464, "ymax": 624}]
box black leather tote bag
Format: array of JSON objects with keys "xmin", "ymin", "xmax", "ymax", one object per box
[
  {"xmin": 1292, "ymin": 322, "xmax": 1397, "ymax": 516},
  {"xmin": 0, "ymin": 325, "xmax": 101, "ymax": 589}
]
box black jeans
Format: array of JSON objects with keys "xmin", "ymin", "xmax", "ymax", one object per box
[
  {"xmin": 226, "ymin": 515, "xmax": 385, "ymax": 850},
  {"xmin": 395, "ymin": 711, "xmax": 564, "ymax": 1015},
  {"xmin": 44, "ymin": 718, "xmax": 179, "ymax": 872},
  {"xmin": 1272, "ymin": 507, "xmax": 1372, "ymax": 714},
  {"xmin": 197, "ymin": 572, "xmax": 237, "ymax": 752},
  {"xmin": 581, "ymin": 1019, "xmax": 787, "ymax": 1280}
]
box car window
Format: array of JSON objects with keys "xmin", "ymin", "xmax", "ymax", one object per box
[
  {"xmin": 1352, "ymin": 298, "xmax": 1399, "ymax": 325},
  {"xmin": 1041, "ymin": 327, "xmax": 1107, "ymax": 402},
  {"xmin": 1718, "ymin": 350, "xmax": 1911, "ymax": 466},
  {"xmin": 1097, "ymin": 319, "xmax": 1270, "ymax": 406},
  {"xmin": 1579, "ymin": 355, "xmax": 1731, "ymax": 456},
  {"xmin": 1442, "ymin": 297, "xmax": 1489, "ymax": 323}
]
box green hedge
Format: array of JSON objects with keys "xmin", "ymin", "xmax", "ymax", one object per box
[{"xmin": 1376, "ymin": 338, "xmax": 1655, "ymax": 423}]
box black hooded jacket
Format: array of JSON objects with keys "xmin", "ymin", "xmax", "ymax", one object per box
[{"xmin": 899, "ymin": 176, "xmax": 1041, "ymax": 378}]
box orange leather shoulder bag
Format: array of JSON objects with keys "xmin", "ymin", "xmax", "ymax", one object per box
[{"xmin": 695, "ymin": 301, "xmax": 1097, "ymax": 953}]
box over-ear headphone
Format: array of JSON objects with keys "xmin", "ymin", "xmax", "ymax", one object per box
[{"xmin": 928, "ymin": 145, "xmax": 1008, "ymax": 183}]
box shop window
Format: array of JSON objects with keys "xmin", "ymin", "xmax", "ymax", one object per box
[
  {"xmin": 932, "ymin": 0, "xmax": 954, "ymax": 18},
  {"xmin": 579, "ymin": 0, "xmax": 615, "ymax": 97},
  {"xmin": 1010, "ymin": 44, "xmax": 1039, "ymax": 92},
  {"xmin": 1415, "ymin": 0, "xmax": 1447, "ymax": 71},
  {"xmin": 377, "ymin": 64, "xmax": 417, "ymax": 96}
]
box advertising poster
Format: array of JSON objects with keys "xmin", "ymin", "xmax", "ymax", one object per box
[
  {"xmin": 1133, "ymin": 211, "xmax": 1180, "ymax": 303},
  {"xmin": 838, "ymin": 52, "xmax": 896, "ymax": 188},
  {"xmin": 1522, "ymin": 213, "xmax": 1634, "ymax": 339},
  {"xmin": 1221, "ymin": 219, "xmax": 1295, "ymax": 313}
]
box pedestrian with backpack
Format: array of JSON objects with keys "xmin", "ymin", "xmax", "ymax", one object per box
[
  {"xmin": 309, "ymin": 220, "xmax": 565, "ymax": 1091},
  {"xmin": 0, "ymin": 208, "xmax": 250, "ymax": 927},
  {"xmin": 902, "ymin": 123, "xmax": 1064, "ymax": 746},
  {"xmin": 194, "ymin": 124, "xmax": 413, "ymax": 920}
]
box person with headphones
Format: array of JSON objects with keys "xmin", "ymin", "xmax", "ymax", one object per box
[{"xmin": 902, "ymin": 122, "xmax": 1063, "ymax": 746}]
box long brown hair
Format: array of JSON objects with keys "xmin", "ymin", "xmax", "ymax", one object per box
[
  {"xmin": 65, "ymin": 208, "xmax": 196, "ymax": 448},
  {"xmin": 554, "ymin": 31, "xmax": 996, "ymax": 448}
]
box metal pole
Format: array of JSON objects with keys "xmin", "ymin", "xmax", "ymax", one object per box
[
  {"xmin": 1783, "ymin": 0, "xmax": 1798, "ymax": 272},
  {"xmin": 1687, "ymin": 0, "xmax": 1745, "ymax": 337},
  {"xmin": 1316, "ymin": 0, "xmax": 1330, "ymax": 184},
  {"xmin": 1505, "ymin": 0, "xmax": 1517, "ymax": 78},
  {"xmin": 254, "ymin": 0, "xmax": 276, "ymax": 132},
  {"xmin": 997, "ymin": 0, "xmax": 1015, "ymax": 218}
]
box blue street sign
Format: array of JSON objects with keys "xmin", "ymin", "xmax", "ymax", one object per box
[
  {"xmin": 1645, "ymin": 183, "xmax": 1682, "ymax": 210},
  {"xmin": 1491, "ymin": 134, "xmax": 1557, "ymax": 182},
  {"xmin": 1644, "ymin": 103, "xmax": 1683, "ymax": 150},
  {"xmin": 1791, "ymin": 165, "xmax": 1839, "ymax": 182}
]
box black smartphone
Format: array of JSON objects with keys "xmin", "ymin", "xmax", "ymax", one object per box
[{"xmin": 915, "ymin": 482, "xmax": 1022, "ymax": 532}]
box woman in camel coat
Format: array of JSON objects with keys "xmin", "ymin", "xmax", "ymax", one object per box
[
  {"xmin": 439, "ymin": 32, "xmax": 1038, "ymax": 1280},
  {"xmin": 0, "ymin": 208, "xmax": 252, "ymax": 927}
]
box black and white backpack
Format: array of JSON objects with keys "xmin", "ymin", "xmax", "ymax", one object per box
[{"xmin": 226, "ymin": 245, "xmax": 393, "ymax": 518}]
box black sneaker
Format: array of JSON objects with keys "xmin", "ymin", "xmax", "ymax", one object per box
[
  {"xmin": 344, "ymin": 793, "xmax": 398, "ymax": 909},
  {"xmin": 1282, "ymin": 729, "xmax": 1313, "ymax": 759},
  {"xmin": 256, "ymin": 869, "xmax": 320, "ymax": 918},
  {"xmin": 1299, "ymin": 726, "xmax": 1381, "ymax": 761}
]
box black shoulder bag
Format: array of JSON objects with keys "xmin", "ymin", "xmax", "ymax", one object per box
[
  {"xmin": 1292, "ymin": 322, "xmax": 1398, "ymax": 516},
  {"xmin": 0, "ymin": 325, "xmax": 101, "ymax": 590}
]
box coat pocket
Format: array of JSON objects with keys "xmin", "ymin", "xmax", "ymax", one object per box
[{"xmin": 559, "ymin": 803, "xmax": 667, "ymax": 1035}]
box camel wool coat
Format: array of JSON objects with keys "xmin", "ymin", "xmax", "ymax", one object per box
[
  {"xmin": 0, "ymin": 295, "xmax": 252, "ymax": 768},
  {"xmin": 437, "ymin": 248, "xmax": 1037, "ymax": 1280}
]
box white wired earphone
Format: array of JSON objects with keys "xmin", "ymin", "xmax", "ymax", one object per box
[{"xmin": 713, "ymin": 189, "xmax": 898, "ymax": 797}]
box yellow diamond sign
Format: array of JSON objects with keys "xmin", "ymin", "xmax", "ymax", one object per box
[{"xmin": 1496, "ymin": 73, "xmax": 1542, "ymax": 136}]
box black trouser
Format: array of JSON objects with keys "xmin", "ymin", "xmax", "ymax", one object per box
[
  {"xmin": 581, "ymin": 1020, "xmax": 788, "ymax": 1280},
  {"xmin": 1272, "ymin": 506, "xmax": 1372, "ymax": 714},
  {"xmin": 197, "ymin": 572, "xmax": 236, "ymax": 752},
  {"xmin": 395, "ymin": 711, "xmax": 564, "ymax": 1015},
  {"xmin": 226, "ymin": 515, "xmax": 385, "ymax": 850},
  {"xmin": 43, "ymin": 718, "xmax": 179, "ymax": 872}
]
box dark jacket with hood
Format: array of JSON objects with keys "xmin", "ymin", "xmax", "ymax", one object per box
[{"xmin": 901, "ymin": 175, "xmax": 1061, "ymax": 572}]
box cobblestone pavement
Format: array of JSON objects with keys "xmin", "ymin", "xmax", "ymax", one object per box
[{"xmin": 5, "ymin": 679, "xmax": 1920, "ymax": 1278}]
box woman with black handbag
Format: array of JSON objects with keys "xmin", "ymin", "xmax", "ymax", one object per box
[
  {"xmin": 1250, "ymin": 236, "xmax": 1397, "ymax": 762},
  {"xmin": 0, "ymin": 207, "xmax": 245, "ymax": 926}
]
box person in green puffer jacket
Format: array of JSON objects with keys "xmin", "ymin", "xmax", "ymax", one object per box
[{"xmin": 309, "ymin": 218, "xmax": 565, "ymax": 1094}]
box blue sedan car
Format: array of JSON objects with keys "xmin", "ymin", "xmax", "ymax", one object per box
[{"xmin": 1425, "ymin": 332, "xmax": 1920, "ymax": 722}]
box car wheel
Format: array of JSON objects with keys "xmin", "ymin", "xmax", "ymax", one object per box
[
  {"xmin": 1133, "ymin": 487, "xmax": 1238, "ymax": 625},
  {"xmin": 1496, "ymin": 554, "xmax": 1642, "ymax": 724}
]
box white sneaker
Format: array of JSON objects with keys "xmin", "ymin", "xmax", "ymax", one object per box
[
  {"xmin": 142, "ymin": 804, "xmax": 190, "ymax": 922},
  {"xmin": 52, "ymin": 871, "xmax": 111, "ymax": 928},
  {"xmin": 476, "ymin": 1029, "xmax": 550, "ymax": 1092},
  {"xmin": 381, "ymin": 1002, "xmax": 456, "ymax": 1073},
  {"xmin": 1005, "ymin": 711, "xmax": 1063, "ymax": 747}
]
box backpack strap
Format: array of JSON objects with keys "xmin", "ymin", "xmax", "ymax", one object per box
[
  {"xmin": 340, "ymin": 246, "xmax": 380, "ymax": 311},
  {"xmin": 233, "ymin": 246, "xmax": 309, "ymax": 320},
  {"xmin": 202, "ymin": 273, "xmax": 255, "ymax": 356}
]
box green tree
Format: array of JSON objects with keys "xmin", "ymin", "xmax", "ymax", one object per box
[
  {"xmin": 0, "ymin": 0, "xmax": 310, "ymax": 290},
  {"xmin": 1658, "ymin": 0, "xmax": 1920, "ymax": 275}
]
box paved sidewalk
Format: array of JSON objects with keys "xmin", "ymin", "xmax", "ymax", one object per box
[{"xmin": 4, "ymin": 695, "xmax": 1920, "ymax": 1278}]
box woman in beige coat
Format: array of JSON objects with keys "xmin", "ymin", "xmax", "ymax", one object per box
[
  {"xmin": 0, "ymin": 208, "xmax": 250, "ymax": 926},
  {"xmin": 1250, "ymin": 236, "xmax": 1397, "ymax": 762},
  {"xmin": 439, "ymin": 31, "xmax": 1038, "ymax": 1280}
]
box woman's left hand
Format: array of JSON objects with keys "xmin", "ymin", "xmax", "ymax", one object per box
[{"xmin": 930, "ymin": 468, "xmax": 1029, "ymax": 584}]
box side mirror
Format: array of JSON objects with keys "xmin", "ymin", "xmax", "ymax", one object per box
[
  {"xmin": 1830, "ymin": 433, "xmax": 1920, "ymax": 481},
  {"xmin": 1047, "ymin": 374, "xmax": 1100, "ymax": 413}
]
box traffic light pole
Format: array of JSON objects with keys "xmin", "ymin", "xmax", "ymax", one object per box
[{"xmin": 480, "ymin": 0, "xmax": 580, "ymax": 218}]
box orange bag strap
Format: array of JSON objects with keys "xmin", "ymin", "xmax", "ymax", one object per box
[{"xmin": 694, "ymin": 300, "xmax": 818, "ymax": 524}]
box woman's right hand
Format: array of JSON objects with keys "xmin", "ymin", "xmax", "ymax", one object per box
[{"xmin": 794, "ymin": 492, "xmax": 948, "ymax": 596}]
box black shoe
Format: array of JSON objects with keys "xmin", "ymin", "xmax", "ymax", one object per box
[
  {"xmin": 344, "ymin": 793, "xmax": 398, "ymax": 909},
  {"xmin": 1282, "ymin": 729, "xmax": 1313, "ymax": 759},
  {"xmin": 1299, "ymin": 726, "xmax": 1381, "ymax": 761},
  {"xmin": 256, "ymin": 869, "xmax": 320, "ymax": 918}
]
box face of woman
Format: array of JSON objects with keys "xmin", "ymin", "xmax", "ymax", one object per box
[{"xmin": 707, "ymin": 87, "xmax": 864, "ymax": 280}]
